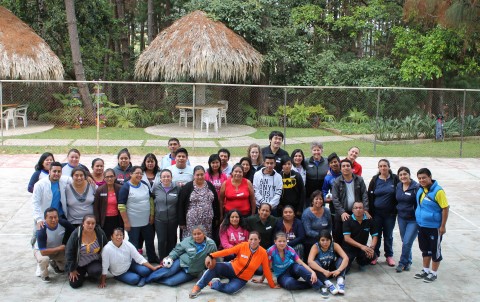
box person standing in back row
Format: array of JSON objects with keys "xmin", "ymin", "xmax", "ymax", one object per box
[
  {"xmin": 305, "ymin": 142, "xmax": 329, "ymax": 204},
  {"xmin": 261, "ymin": 131, "xmax": 289, "ymax": 173},
  {"xmin": 253, "ymin": 154, "xmax": 283, "ymax": 216},
  {"xmin": 414, "ymin": 168, "xmax": 449, "ymax": 283}
]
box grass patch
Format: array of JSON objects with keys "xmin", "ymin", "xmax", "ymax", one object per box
[
  {"xmin": 7, "ymin": 127, "xmax": 162, "ymax": 140},
  {"xmin": 1, "ymin": 140, "xmax": 478, "ymax": 158}
]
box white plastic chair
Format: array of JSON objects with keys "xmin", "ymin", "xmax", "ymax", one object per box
[
  {"xmin": 14, "ymin": 104, "xmax": 28, "ymax": 127},
  {"xmin": 179, "ymin": 108, "xmax": 193, "ymax": 127},
  {"xmin": 2, "ymin": 108, "xmax": 16, "ymax": 131},
  {"xmin": 200, "ymin": 108, "xmax": 218, "ymax": 133},
  {"xmin": 217, "ymin": 100, "xmax": 228, "ymax": 127}
]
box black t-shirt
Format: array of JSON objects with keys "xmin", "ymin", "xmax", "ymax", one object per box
[
  {"xmin": 261, "ymin": 146, "xmax": 289, "ymax": 173},
  {"xmin": 341, "ymin": 214, "xmax": 377, "ymax": 250}
]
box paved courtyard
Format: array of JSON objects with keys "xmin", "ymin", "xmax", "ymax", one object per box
[{"xmin": 0, "ymin": 155, "xmax": 479, "ymax": 301}]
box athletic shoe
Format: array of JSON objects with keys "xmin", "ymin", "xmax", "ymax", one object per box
[
  {"xmin": 338, "ymin": 283, "xmax": 345, "ymax": 294},
  {"xmin": 404, "ymin": 264, "xmax": 411, "ymax": 271},
  {"xmin": 35, "ymin": 264, "xmax": 42, "ymax": 277},
  {"xmin": 386, "ymin": 257, "xmax": 396, "ymax": 267},
  {"xmin": 396, "ymin": 264, "xmax": 404, "ymax": 273},
  {"xmin": 50, "ymin": 260, "xmax": 64, "ymax": 274},
  {"xmin": 327, "ymin": 283, "xmax": 338, "ymax": 295},
  {"xmin": 189, "ymin": 285, "xmax": 201, "ymax": 299},
  {"xmin": 41, "ymin": 276, "xmax": 51, "ymax": 283},
  {"xmin": 208, "ymin": 278, "xmax": 221, "ymax": 288},
  {"xmin": 423, "ymin": 273, "xmax": 437, "ymax": 283},
  {"xmin": 370, "ymin": 258, "xmax": 378, "ymax": 265},
  {"xmin": 414, "ymin": 270, "xmax": 429, "ymax": 279},
  {"xmin": 319, "ymin": 287, "xmax": 329, "ymax": 299},
  {"xmin": 137, "ymin": 277, "xmax": 146, "ymax": 287}
]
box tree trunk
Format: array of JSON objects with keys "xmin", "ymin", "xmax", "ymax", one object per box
[
  {"xmin": 64, "ymin": 0, "xmax": 94, "ymax": 123},
  {"xmin": 115, "ymin": 0, "xmax": 130, "ymax": 78},
  {"xmin": 147, "ymin": 0, "xmax": 154, "ymax": 43}
]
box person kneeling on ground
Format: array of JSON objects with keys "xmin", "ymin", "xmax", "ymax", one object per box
[
  {"xmin": 145, "ymin": 225, "xmax": 217, "ymax": 286},
  {"xmin": 342, "ymin": 201, "xmax": 378, "ymax": 271},
  {"xmin": 99, "ymin": 228, "xmax": 161, "ymax": 288},
  {"xmin": 308, "ymin": 230, "xmax": 349, "ymax": 296},
  {"xmin": 34, "ymin": 207, "xmax": 74, "ymax": 283},
  {"xmin": 189, "ymin": 231, "xmax": 279, "ymax": 299},
  {"xmin": 253, "ymin": 232, "xmax": 324, "ymax": 296}
]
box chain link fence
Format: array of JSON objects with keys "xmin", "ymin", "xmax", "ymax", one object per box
[{"xmin": 1, "ymin": 80, "xmax": 479, "ymax": 156}]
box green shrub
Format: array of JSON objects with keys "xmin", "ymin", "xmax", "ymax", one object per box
[{"xmin": 343, "ymin": 108, "xmax": 369, "ymax": 124}]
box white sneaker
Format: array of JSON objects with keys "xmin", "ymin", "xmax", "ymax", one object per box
[{"xmin": 35, "ymin": 264, "xmax": 41, "ymax": 277}]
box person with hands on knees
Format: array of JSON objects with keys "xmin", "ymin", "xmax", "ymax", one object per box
[
  {"xmin": 145, "ymin": 225, "xmax": 217, "ymax": 286},
  {"xmin": 33, "ymin": 207, "xmax": 74, "ymax": 282},
  {"xmin": 254, "ymin": 232, "xmax": 324, "ymax": 296},
  {"xmin": 189, "ymin": 231, "xmax": 279, "ymax": 299},
  {"xmin": 308, "ymin": 230, "xmax": 349, "ymax": 296},
  {"xmin": 66, "ymin": 215, "xmax": 108, "ymax": 289},
  {"xmin": 99, "ymin": 227, "xmax": 161, "ymax": 288},
  {"xmin": 341, "ymin": 201, "xmax": 378, "ymax": 272}
]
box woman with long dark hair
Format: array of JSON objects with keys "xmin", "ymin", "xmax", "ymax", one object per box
[
  {"xmin": 94, "ymin": 168, "xmax": 123, "ymax": 238},
  {"xmin": 28, "ymin": 152, "xmax": 55, "ymax": 193}
]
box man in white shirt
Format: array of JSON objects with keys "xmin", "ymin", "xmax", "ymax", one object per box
[
  {"xmin": 253, "ymin": 154, "xmax": 283, "ymax": 216},
  {"xmin": 167, "ymin": 148, "xmax": 194, "ymax": 187}
]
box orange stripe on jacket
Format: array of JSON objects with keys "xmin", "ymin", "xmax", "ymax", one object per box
[{"xmin": 211, "ymin": 242, "xmax": 275, "ymax": 288}]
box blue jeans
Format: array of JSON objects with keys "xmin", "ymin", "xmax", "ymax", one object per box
[
  {"xmin": 114, "ymin": 261, "xmax": 152, "ymax": 285},
  {"xmin": 397, "ymin": 217, "xmax": 418, "ymax": 267},
  {"xmin": 373, "ymin": 211, "xmax": 396, "ymax": 257},
  {"xmin": 197, "ymin": 262, "xmax": 247, "ymax": 294},
  {"xmin": 145, "ymin": 259, "xmax": 194, "ymax": 286},
  {"xmin": 315, "ymin": 257, "xmax": 346, "ymax": 282},
  {"xmin": 128, "ymin": 224, "xmax": 157, "ymax": 262},
  {"xmin": 277, "ymin": 263, "xmax": 322, "ymax": 290}
]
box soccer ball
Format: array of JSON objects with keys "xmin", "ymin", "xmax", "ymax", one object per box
[{"xmin": 162, "ymin": 257, "xmax": 173, "ymax": 268}]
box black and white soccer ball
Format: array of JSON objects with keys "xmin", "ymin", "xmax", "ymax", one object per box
[{"xmin": 162, "ymin": 257, "xmax": 173, "ymax": 268}]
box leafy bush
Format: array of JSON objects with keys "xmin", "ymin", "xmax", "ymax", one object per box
[
  {"xmin": 462, "ymin": 115, "xmax": 480, "ymax": 136},
  {"xmin": 324, "ymin": 121, "xmax": 374, "ymax": 134},
  {"xmin": 342, "ymin": 108, "xmax": 369, "ymax": 123}
]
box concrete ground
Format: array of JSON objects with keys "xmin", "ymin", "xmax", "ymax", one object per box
[{"xmin": 0, "ymin": 155, "xmax": 479, "ymax": 301}]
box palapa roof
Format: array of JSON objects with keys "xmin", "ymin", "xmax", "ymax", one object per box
[
  {"xmin": 0, "ymin": 6, "xmax": 64, "ymax": 80},
  {"xmin": 135, "ymin": 10, "xmax": 263, "ymax": 83}
]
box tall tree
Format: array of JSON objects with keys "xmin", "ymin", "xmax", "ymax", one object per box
[{"xmin": 64, "ymin": 0, "xmax": 94, "ymax": 121}]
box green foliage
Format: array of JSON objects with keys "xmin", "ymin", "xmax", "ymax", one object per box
[
  {"xmin": 343, "ymin": 108, "xmax": 369, "ymax": 124},
  {"xmin": 53, "ymin": 93, "xmax": 83, "ymax": 108},
  {"xmin": 271, "ymin": 102, "xmax": 332, "ymax": 128},
  {"xmin": 462, "ymin": 115, "xmax": 480, "ymax": 136},
  {"xmin": 324, "ymin": 121, "xmax": 374, "ymax": 134},
  {"xmin": 38, "ymin": 107, "xmax": 85, "ymax": 127},
  {"xmin": 241, "ymin": 103, "xmax": 258, "ymax": 127}
]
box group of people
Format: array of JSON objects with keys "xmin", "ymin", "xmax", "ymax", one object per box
[{"xmin": 29, "ymin": 131, "xmax": 449, "ymax": 298}]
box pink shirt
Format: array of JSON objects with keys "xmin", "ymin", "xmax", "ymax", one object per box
[
  {"xmin": 219, "ymin": 225, "xmax": 249, "ymax": 249},
  {"xmin": 106, "ymin": 191, "xmax": 119, "ymax": 216},
  {"xmin": 205, "ymin": 172, "xmax": 227, "ymax": 196}
]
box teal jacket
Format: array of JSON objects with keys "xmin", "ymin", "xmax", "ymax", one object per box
[
  {"xmin": 168, "ymin": 236, "xmax": 217, "ymax": 277},
  {"xmin": 415, "ymin": 180, "xmax": 444, "ymax": 228}
]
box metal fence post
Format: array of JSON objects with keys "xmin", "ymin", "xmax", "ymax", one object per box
[
  {"xmin": 192, "ymin": 84, "xmax": 196, "ymax": 150},
  {"xmin": 283, "ymin": 87, "xmax": 287, "ymax": 147},
  {"xmin": 95, "ymin": 80, "xmax": 100, "ymax": 153},
  {"xmin": 460, "ymin": 90, "xmax": 466, "ymax": 157},
  {"xmin": 374, "ymin": 89, "xmax": 380, "ymax": 157}
]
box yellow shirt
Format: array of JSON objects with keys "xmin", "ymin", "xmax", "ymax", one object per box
[{"xmin": 420, "ymin": 188, "xmax": 449, "ymax": 209}]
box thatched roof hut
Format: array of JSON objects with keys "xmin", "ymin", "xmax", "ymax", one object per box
[
  {"xmin": 0, "ymin": 6, "xmax": 64, "ymax": 80},
  {"xmin": 134, "ymin": 10, "xmax": 263, "ymax": 83}
]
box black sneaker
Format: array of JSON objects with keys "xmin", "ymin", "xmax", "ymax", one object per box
[
  {"xmin": 41, "ymin": 276, "xmax": 51, "ymax": 283},
  {"xmin": 414, "ymin": 271, "xmax": 429, "ymax": 279},
  {"xmin": 423, "ymin": 273, "xmax": 437, "ymax": 283},
  {"xmin": 319, "ymin": 287, "xmax": 329, "ymax": 299},
  {"xmin": 396, "ymin": 264, "xmax": 405, "ymax": 273},
  {"xmin": 50, "ymin": 260, "xmax": 64, "ymax": 274}
]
